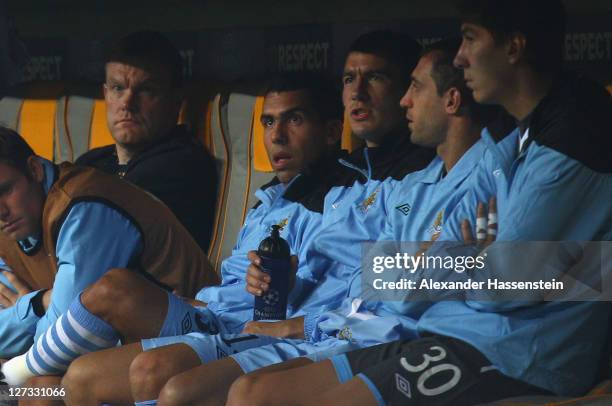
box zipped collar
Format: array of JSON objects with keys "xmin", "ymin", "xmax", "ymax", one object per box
[
  {"xmin": 254, "ymin": 151, "xmax": 346, "ymax": 211},
  {"xmin": 339, "ymin": 130, "xmax": 429, "ymax": 182},
  {"xmin": 418, "ymin": 140, "xmax": 486, "ymax": 185}
]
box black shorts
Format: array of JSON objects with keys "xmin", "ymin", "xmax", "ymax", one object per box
[{"xmin": 330, "ymin": 336, "xmax": 551, "ymax": 405}]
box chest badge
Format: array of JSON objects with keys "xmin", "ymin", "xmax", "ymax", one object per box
[
  {"xmin": 338, "ymin": 326, "xmax": 353, "ymax": 341},
  {"xmin": 428, "ymin": 210, "xmax": 444, "ymax": 238},
  {"xmin": 360, "ymin": 188, "xmax": 380, "ymax": 213},
  {"xmin": 275, "ymin": 218, "xmax": 288, "ymax": 231}
]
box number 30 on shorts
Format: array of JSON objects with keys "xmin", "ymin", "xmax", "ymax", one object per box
[{"xmin": 399, "ymin": 345, "xmax": 462, "ymax": 397}]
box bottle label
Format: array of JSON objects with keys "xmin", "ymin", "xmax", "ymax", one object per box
[{"xmin": 253, "ymin": 256, "xmax": 290, "ymax": 321}]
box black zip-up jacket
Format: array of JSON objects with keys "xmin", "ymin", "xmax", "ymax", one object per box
[{"xmin": 76, "ymin": 125, "xmax": 218, "ymax": 253}]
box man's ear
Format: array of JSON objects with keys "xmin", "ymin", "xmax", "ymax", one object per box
[
  {"xmin": 445, "ymin": 87, "xmax": 462, "ymax": 115},
  {"xmin": 26, "ymin": 156, "xmax": 44, "ymax": 183},
  {"xmin": 325, "ymin": 119, "xmax": 343, "ymax": 147},
  {"xmin": 507, "ymin": 32, "xmax": 527, "ymax": 65}
]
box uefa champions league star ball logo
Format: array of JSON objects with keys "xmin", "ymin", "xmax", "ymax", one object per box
[{"xmin": 262, "ymin": 289, "xmax": 280, "ymax": 306}]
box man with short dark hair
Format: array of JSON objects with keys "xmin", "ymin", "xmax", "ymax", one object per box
[
  {"xmin": 76, "ymin": 30, "xmax": 217, "ymax": 252},
  {"xmin": 0, "ymin": 127, "xmax": 217, "ymax": 365}
]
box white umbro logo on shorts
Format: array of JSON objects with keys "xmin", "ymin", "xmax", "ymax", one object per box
[{"xmin": 395, "ymin": 373, "xmax": 412, "ymax": 399}]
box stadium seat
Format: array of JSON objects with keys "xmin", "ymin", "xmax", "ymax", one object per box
[
  {"xmin": 0, "ymin": 82, "xmax": 65, "ymax": 162},
  {"xmin": 207, "ymin": 86, "xmax": 273, "ymax": 273},
  {"xmin": 60, "ymin": 84, "xmax": 109, "ymax": 161}
]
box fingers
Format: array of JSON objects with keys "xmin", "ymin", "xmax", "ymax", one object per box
[
  {"xmin": 0, "ymin": 293, "xmax": 12, "ymax": 307},
  {"xmin": 247, "ymin": 251, "xmax": 262, "ymax": 266},
  {"xmin": 246, "ymin": 251, "xmax": 268, "ymax": 296},
  {"xmin": 2, "ymin": 271, "xmax": 31, "ymax": 296},
  {"xmin": 461, "ymin": 219, "xmax": 474, "ymax": 244},
  {"xmin": 416, "ymin": 240, "xmax": 433, "ymax": 257},
  {"xmin": 470, "ymin": 198, "xmax": 498, "ymax": 248},
  {"xmin": 476, "ymin": 202, "xmax": 487, "ymax": 244},
  {"xmin": 0, "ymin": 283, "xmax": 17, "ymax": 307},
  {"xmin": 246, "ymin": 263, "xmax": 270, "ymax": 297},
  {"xmin": 486, "ymin": 197, "xmax": 498, "ymax": 244}
]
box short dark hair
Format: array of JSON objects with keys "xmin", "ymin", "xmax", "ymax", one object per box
[
  {"xmin": 0, "ymin": 126, "xmax": 35, "ymax": 176},
  {"xmin": 347, "ymin": 30, "xmax": 422, "ymax": 87},
  {"xmin": 456, "ymin": 0, "xmax": 566, "ymax": 74},
  {"xmin": 105, "ymin": 30, "xmax": 183, "ymax": 87},
  {"xmin": 423, "ymin": 38, "xmax": 497, "ymax": 126},
  {"xmin": 265, "ymin": 72, "xmax": 342, "ymax": 122},
  {"xmin": 423, "ymin": 37, "xmax": 468, "ymax": 98}
]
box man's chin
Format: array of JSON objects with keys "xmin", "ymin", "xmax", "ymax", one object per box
[
  {"xmin": 112, "ymin": 130, "xmax": 149, "ymax": 146},
  {"xmin": 352, "ymin": 128, "xmax": 385, "ymax": 145},
  {"xmin": 275, "ymin": 170, "xmax": 299, "ymax": 184},
  {"xmin": 472, "ymin": 88, "xmax": 495, "ymax": 105}
]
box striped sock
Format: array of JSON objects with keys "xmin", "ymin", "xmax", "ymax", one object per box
[{"xmin": 24, "ymin": 293, "xmax": 119, "ymax": 379}]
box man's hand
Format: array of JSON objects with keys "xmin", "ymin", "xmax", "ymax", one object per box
[
  {"xmin": 415, "ymin": 229, "xmax": 441, "ymax": 257},
  {"xmin": 241, "ymin": 316, "xmax": 305, "ymax": 339},
  {"xmin": 0, "ymin": 271, "xmax": 33, "ymax": 308},
  {"xmin": 462, "ymin": 197, "xmax": 498, "ymax": 248},
  {"xmin": 246, "ymin": 251, "xmax": 298, "ymax": 296}
]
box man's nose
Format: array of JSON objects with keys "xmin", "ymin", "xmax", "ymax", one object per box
[
  {"xmin": 270, "ymin": 123, "xmax": 288, "ymax": 144},
  {"xmin": 351, "ymin": 76, "xmax": 369, "ymax": 101},
  {"xmin": 454, "ymin": 43, "xmax": 468, "ymax": 68},
  {"xmin": 120, "ymin": 89, "xmax": 138, "ymax": 111},
  {"xmin": 399, "ymin": 88, "xmax": 413, "ymax": 109}
]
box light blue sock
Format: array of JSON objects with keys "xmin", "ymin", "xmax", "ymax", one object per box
[
  {"xmin": 25, "ymin": 293, "xmax": 120, "ymax": 376},
  {"xmin": 134, "ymin": 400, "xmax": 158, "ymax": 406}
]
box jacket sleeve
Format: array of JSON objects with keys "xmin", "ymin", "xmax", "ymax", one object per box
[
  {"xmin": 33, "ymin": 202, "xmax": 143, "ymax": 340},
  {"xmin": 0, "ymin": 290, "xmax": 41, "ymax": 357},
  {"xmin": 464, "ymin": 147, "xmax": 612, "ymax": 312},
  {"xmin": 394, "ymin": 146, "xmax": 611, "ymax": 313}
]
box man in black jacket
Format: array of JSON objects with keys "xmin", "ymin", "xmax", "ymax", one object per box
[{"xmin": 76, "ymin": 31, "xmax": 217, "ymax": 253}]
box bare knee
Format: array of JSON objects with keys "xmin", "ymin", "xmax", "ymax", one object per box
[
  {"xmin": 81, "ymin": 268, "xmax": 139, "ymax": 313},
  {"xmin": 227, "ymin": 374, "xmax": 273, "ymax": 406},
  {"xmin": 62, "ymin": 357, "xmax": 91, "ymax": 403},
  {"xmin": 158, "ymin": 374, "xmax": 193, "ymax": 405},
  {"xmin": 129, "ymin": 350, "xmax": 176, "ymax": 400}
]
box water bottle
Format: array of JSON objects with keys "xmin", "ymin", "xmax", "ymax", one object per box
[{"xmin": 253, "ymin": 225, "xmax": 290, "ymax": 321}]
